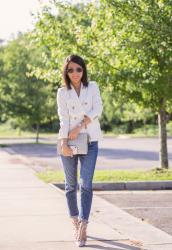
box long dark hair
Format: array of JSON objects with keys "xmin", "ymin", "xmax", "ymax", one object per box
[{"xmin": 62, "ymin": 55, "xmax": 88, "ymax": 89}]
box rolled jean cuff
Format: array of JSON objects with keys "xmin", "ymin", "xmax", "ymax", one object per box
[
  {"xmin": 70, "ymin": 215, "xmax": 78, "ymax": 219},
  {"xmin": 78, "ymin": 218, "xmax": 89, "ymax": 224}
]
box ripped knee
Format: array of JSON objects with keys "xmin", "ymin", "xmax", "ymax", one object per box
[{"xmin": 80, "ymin": 179, "xmax": 92, "ymax": 192}]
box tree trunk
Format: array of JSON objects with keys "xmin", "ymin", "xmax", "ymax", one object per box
[
  {"xmin": 127, "ymin": 120, "xmax": 133, "ymax": 133},
  {"xmin": 36, "ymin": 123, "xmax": 39, "ymax": 144},
  {"xmin": 143, "ymin": 118, "xmax": 147, "ymax": 134},
  {"xmin": 158, "ymin": 99, "xmax": 168, "ymax": 169}
]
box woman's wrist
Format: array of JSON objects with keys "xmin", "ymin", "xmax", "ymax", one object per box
[
  {"xmin": 76, "ymin": 124, "xmax": 82, "ymax": 132},
  {"xmin": 77, "ymin": 121, "xmax": 85, "ymax": 131},
  {"xmin": 61, "ymin": 138, "xmax": 68, "ymax": 146}
]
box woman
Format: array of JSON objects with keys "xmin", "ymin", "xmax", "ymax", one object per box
[{"xmin": 57, "ymin": 54, "xmax": 103, "ymax": 247}]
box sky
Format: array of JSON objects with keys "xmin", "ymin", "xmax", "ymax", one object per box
[{"xmin": 0, "ymin": 0, "xmax": 85, "ymax": 41}]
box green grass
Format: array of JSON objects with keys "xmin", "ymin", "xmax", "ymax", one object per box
[
  {"xmin": 0, "ymin": 130, "xmax": 57, "ymax": 138},
  {"xmin": 0, "ymin": 144, "xmax": 8, "ymax": 147},
  {"xmin": 37, "ymin": 170, "xmax": 65, "ymax": 183},
  {"xmin": 0, "ymin": 122, "xmax": 57, "ymax": 138},
  {"xmin": 1, "ymin": 121, "xmax": 172, "ymax": 138},
  {"xmin": 36, "ymin": 168, "xmax": 172, "ymax": 184},
  {"xmin": 105, "ymin": 122, "xmax": 172, "ymax": 137}
]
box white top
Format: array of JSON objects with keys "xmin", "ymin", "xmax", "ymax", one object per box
[{"xmin": 57, "ymin": 81, "xmax": 103, "ymax": 142}]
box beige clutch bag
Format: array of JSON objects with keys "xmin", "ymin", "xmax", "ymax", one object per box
[{"xmin": 57, "ymin": 133, "xmax": 89, "ymax": 155}]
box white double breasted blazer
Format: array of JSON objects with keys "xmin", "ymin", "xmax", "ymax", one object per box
[{"xmin": 57, "ymin": 81, "xmax": 103, "ymax": 142}]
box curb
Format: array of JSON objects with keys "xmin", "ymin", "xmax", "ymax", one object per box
[{"xmin": 53, "ymin": 180, "xmax": 172, "ymax": 191}]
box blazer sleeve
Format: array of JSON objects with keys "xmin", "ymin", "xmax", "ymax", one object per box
[
  {"xmin": 57, "ymin": 88, "xmax": 69, "ymax": 139},
  {"xmin": 86, "ymin": 82, "xmax": 103, "ymax": 121}
]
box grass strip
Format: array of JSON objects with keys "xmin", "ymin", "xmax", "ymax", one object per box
[{"xmin": 36, "ymin": 168, "xmax": 172, "ymax": 183}]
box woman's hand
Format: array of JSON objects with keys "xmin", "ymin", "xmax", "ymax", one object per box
[
  {"xmin": 68, "ymin": 116, "xmax": 91, "ymax": 140},
  {"xmin": 61, "ymin": 144, "xmax": 73, "ymax": 157},
  {"xmin": 68, "ymin": 127, "xmax": 80, "ymax": 140}
]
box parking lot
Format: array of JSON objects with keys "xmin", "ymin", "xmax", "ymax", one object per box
[{"xmin": 95, "ymin": 190, "xmax": 172, "ymax": 236}]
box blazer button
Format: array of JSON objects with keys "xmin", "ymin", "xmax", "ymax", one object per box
[
  {"xmin": 72, "ymin": 106, "xmax": 75, "ymax": 109},
  {"xmin": 85, "ymin": 102, "xmax": 87, "ymax": 105},
  {"xmin": 74, "ymin": 117, "xmax": 77, "ymax": 120}
]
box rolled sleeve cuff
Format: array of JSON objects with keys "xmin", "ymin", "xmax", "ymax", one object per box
[
  {"xmin": 85, "ymin": 111, "xmax": 99, "ymax": 122},
  {"xmin": 58, "ymin": 128, "xmax": 69, "ymax": 139}
]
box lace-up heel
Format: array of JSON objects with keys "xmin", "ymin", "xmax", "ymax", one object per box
[
  {"xmin": 76, "ymin": 220, "xmax": 88, "ymax": 247},
  {"xmin": 71, "ymin": 216, "xmax": 79, "ymax": 240}
]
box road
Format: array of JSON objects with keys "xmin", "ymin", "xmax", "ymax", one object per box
[{"xmin": 0, "ymin": 136, "xmax": 172, "ymax": 171}]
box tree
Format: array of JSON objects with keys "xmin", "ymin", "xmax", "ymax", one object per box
[
  {"xmin": 97, "ymin": 0, "xmax": 172, "ymax": 168},
  {"xmin": 0, "ymin": 45, "xmax": 5, "ymax": 121},
  {"xmin": 1, "ymin": 33, "xmax": 55, "ymax": 142},
  {"xmin": 80, "ymin": 0, "xmax": 172, "ymax": 168},
  {"xmin": 32, "ymin": 0, "xmax": 172, "ymax": 167}
]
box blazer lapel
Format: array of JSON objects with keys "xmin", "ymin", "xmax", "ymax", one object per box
[
  {"xmin": 69, "ymin": 82, "xmax": 88, "ymax": 115},
  {"xmin": 79, "ymin": 82, "xmax": 88, "ymax": 104}
]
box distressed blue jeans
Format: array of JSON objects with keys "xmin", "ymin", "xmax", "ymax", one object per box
[{"xmin": 60, "ymin": 141, "xmax": 98, "ymax": 222}]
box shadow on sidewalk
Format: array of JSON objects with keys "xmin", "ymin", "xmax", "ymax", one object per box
[{"xmin": 87, "ymin": 236, "xmax": 144, "ymax": 250}]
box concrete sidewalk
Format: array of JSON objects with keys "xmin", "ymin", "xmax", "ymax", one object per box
[{"xmin": 0, "ymin": 149, "xmax": 172, "ymax": 250}]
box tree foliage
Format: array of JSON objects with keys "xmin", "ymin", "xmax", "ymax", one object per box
[
  {"xmin": 0, "ymin": 33, "xmax": 56, "ymax": 140},
  {"xmin": 31, "ymin": 0, "xmax": 172, "ymax": 167}
]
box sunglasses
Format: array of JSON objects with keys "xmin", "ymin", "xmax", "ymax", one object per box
[{"xmin": 67, "ymin": 67, "xmax": 83, "ymax": 74}]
